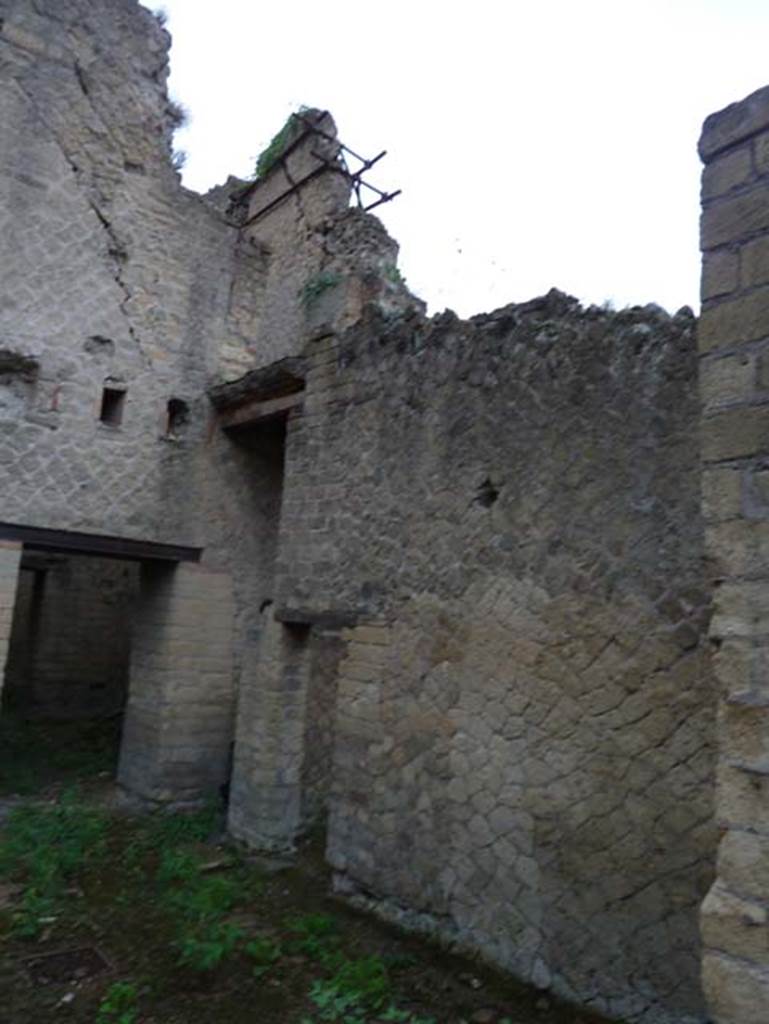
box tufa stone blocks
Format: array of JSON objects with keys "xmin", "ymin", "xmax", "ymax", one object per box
[{"xmin": 700, "ymin": 82, "xmax": 769, "ymax": 1023}]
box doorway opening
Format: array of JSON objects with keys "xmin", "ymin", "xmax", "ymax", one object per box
[{"xmin": 0, "ymin": 552, "xmax": 138, "ymax": 796}]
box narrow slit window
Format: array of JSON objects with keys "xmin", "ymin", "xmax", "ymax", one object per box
[
  {"xmin": 99, "ymin": 386, "xmax": 125, "ymax": 427},
  {"xmin": 166, "ymin": 397, "xmax": 189, "ymax": 437}
]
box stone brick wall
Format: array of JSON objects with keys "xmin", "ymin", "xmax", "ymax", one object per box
[
  {"xmin": 4, "ymin": 556, "xmax": 137, "ymax": 718},
  {"xmin": 269, "ymin": 295, "xmax": 716, "ymax": 1024},
  {"xmin": 0, "ymin": 0, "xmax": 360, "ymax": 804},
  {"xmin": 0, "ymin": 0, "xmax": 262, "ymax": 547},
  {"xmin": 118, "ymin": 562, "xmax": 235, "ymax": 805},
  {"xmin": 698, "ymin": 84, "xmax": 769, "ymax": 1024}
]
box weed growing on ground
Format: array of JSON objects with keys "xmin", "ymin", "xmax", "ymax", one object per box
[
  {"xmin": 96, "ymin": 981, "xmax": 139, "ymax": 1024},
  {"xmin": 176, "ymin": 920, "xmax": 243, "ymax": 972},
  {"xmin": 146, "ymin": 800, "xmax": 221, "ymax": 847},
  {"xmin": 305, "ymin": 954, "xmax": 393, "ymax": 1021},
  {"xmin": 10, "ymin": 888, "xmax": 56, "ymax": 939},
  {"xmin": 245, "ymin": 935, "xmax": 283, "ymax": 977},
  {"xmin": 156, "ymin": 846, "xmax": 202, "ymax": 885},
  {"xmin": 165, "ymin": 872, "xmax": 239, "ymax": 921},
  {"xmin": 286, "ymin": 912, "xmax": 341, "ymax": 964}
]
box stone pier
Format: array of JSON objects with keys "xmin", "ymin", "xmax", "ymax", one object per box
[
  {"xmin": 118, "ymin": 562, "xmax": 235, "ymax": 805},
  {"xmin": 228, "ymin": 615, "xmax": 311, "ymax": 850},
  {"xmin": 699, "ymin": 85, "xmax": 769, "ymax": 1023},
  {"xmin": 0, "ymin": 541, "xmax": 22, "ymax": 699}
]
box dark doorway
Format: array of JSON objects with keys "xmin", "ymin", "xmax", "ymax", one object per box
[{"xmin": 0, "ymin": 553, "xmax": 138, "ymax": 795}]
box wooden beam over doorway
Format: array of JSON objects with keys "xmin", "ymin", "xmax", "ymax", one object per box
[{"xmin": 0, "ymin": 522, "xmax": 202, "ymax": 563}]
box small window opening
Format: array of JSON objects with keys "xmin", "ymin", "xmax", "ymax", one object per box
[
  {"xmin": 166, "ymin": 397, "xmax": 189, "ymax": 438},
  {"xmin": 99, "ymin": 386, "xmax": 126, "ymax": 427},
  {"xmin": 475, "ymin": 477, "xmax": 500, "ymax": 508}
]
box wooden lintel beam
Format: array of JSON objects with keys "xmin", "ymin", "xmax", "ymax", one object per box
[
  {"xmin": 0, "ymin": 522, "xmax": 201, "ymax": 563},
  {"xmin": 219, "ymin": 391, "xmax": 303, "ymax": 430}
]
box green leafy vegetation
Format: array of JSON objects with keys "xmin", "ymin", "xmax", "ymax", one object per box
[
  {"xmin": 383, "ymin": 264, "xmax": 406, "ymax": 287},
  {"xmin": 300, "ymin": 271, "xmax": 342, "ymax": 307},
  {"xmin": 255, "ymin": 106, "xmax": 312, "ymax": 180},
  {"xmin": 96, "ymin": 981, "xmax": 139, "ymax": 1024},
  {"xmin": 309, "ymin": 955, "xmax": 391, "ymax": 1017},
  {"xmin": 246, "ymin": 935, "xmax": 283, "ymax": 977},
  {"xmin": 176, "ymin": 919, "xmax": 243, "ymax": 972}
]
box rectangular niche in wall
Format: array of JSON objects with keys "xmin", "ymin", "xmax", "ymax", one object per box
[{"xmin": 99, "ymin": 383, "xmax": 126, "ymax": 427}]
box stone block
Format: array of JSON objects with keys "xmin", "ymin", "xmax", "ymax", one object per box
[
  {"xmin": 711, "ymin": 581, "xmax": 769, "ymax": 639},
  {"xmin": 703, "ymin": 467, "xmax": 742, "ymax": 521},
  {"xmin": 719, "ymin": 829, "xmax": 769, "ymax": 898},
  {"xmin": 699, "ymin": 288, "xmax": 769, "ymax": 353},
  {"xmin": 702, "ymin": 249, "xmax": 739, "ymax": 300},
  {"xmin": 717, "ymin": 761, "xmax": 769, "ymax": 831},
  {"xmin": 701, "ymin": 405, "xmax": 769, "ymax": 462},
  {"xmin": 712, "ymin": 639, "xmax": 769, "ymax": 695},
  {"xmin": 702, "ymin": 146, "xmax": 752, "ymax": 200},
  {"xmin": 701, "ymin": 189, "xmax": 769, "ymax": 250},
  {"xmin": 742, "ymin": 235, "xmax": 769, "ymax": 288},
  {"xmin": 744, "ymin": 464, "xmax": 769, "ymax": 517},
  {"xmin": 700, "ymin": 351, "xmax": 755, "ymax": 409},
  {"xmin": 701, "ymin": 882, "xmax": 767, "ymax": 961},
  {"xmin": 702, "ymin": 950, "xmax": 769, "ymax": 1024},
  {"xmin": 706, "ymin": 520, "xmax": 769, "ymax": 576},
  {"xmin": 721, "ymin": 695, "xmax": 769, "ymax": 766}
]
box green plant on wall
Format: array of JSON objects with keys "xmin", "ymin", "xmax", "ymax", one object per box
[
  {"xmin": 255, "ymin": 105, "xmax": 312, "ymax": 179},
  {"xmin": 383, "ymin": 264, "xmax": 406, "ymax": 287},
  {"xmin": 300, "ymin": 271, "xmax": 342, "ymax": 307}
]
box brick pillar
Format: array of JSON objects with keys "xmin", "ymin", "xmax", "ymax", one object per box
[
  {"xmin": 0, "ymin": 541, "xmax": 22, "ymax": 699},
  {"xmin": 228, "ymin": 615, "xmax": 311, "ymax": 851},
  {"xmin": 699, "ymin": 85, "xmax": 769, "ymax": 1024},
  {"xmin": 118, "ymin": 562, "xmax": 235, "ymax": 806}
]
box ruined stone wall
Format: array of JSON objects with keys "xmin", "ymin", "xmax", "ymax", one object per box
[
  {"xmin": 0, "ymin": 0, "xmax": 394, "ymax": 807},
  {"xmin": 0, "ymin": 0, "xmax": 260, "ymax": 546},
  {"xmin": 698, "ymin": 85, "xmax": 769, "ymax": 1024},
  {"xmin": 4, "ymin": 556, "xmax": 137, "ymax": 718},
  {"xmin": 268, "ymin": 295, "xmax": 717, "ymax": 1024}
]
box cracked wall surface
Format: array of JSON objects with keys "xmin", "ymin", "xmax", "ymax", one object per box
[{"xmin": 0, "ymin": 0, "xmax": 258, "ymax": 545}]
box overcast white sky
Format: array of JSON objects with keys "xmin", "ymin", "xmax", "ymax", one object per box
[{"xmin": 147, "ymin": 1, "xmax": 769, "ymax": 317}]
